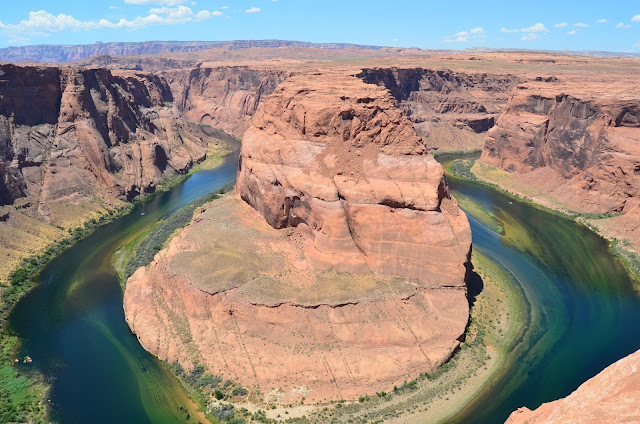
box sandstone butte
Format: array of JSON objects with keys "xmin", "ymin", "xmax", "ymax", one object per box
[{"xmin": 124, "ymin": 70, "xmax": 473, "ymax": 403}]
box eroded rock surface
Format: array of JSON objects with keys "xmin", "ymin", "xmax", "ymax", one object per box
[
  {"xmin": 164, "ymin": 66, "xmax": 288, "ymax": 137},
  {"xmin": 506, "ymin": 348, "xmax": 640, "ymax": 424},
  {"xmin": 0, "ymin": 63, "xmax": 226, "ymax": 280},
  {"xmin": 0, "ymin": 64, "xmax": 224, "ymax": 215},
  {"xmin": 481, "ymin": 80, "xmax": 640, "ymax": 250},
  {"xmin": 237, "ymin": 72, "xmax": 471, "ymax": 284},
  {"xmin": 125, "ymin": 71, "xmax": 472, "ymax": 403},
  {"xmin": 360, "ymin": 68, "xmax": 521, "ymax": 153}
]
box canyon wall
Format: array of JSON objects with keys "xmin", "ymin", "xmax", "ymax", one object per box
[
  {"xmin": 163, "ymin": 66, "xmax": 288, "ymax": 137},
  {"xmin": 0, "ymin": 63, "xmax": 226, "ymax": 280},
  {"xmin": 360, "ymin": 67, "xmax": 521, "ymax": 153},
  {"xmin": 481, "ymin": 81, "xmax": 640, "ymax": 250},
  {"xmin": 125, "ymin": 70, "xmax": 472, "ymax": 403}
]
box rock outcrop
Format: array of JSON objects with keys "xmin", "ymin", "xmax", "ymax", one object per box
[
  {"xmin": 506, "ymin": 348, "xmax": 640, "ymax": 424},
  {"xmin": 125, "ymin": 70, "xmax": 472, "ymax": 403},
  {"xmin": 0, "ymin": 63, "xmax": 224, "ymax": 216},
  {"xmin": 237, "ymin": 71, "xmax": 471, "ymax": 284},
  {"xmin": 481, "ymin": 81, "xmax": 640, "ymax": 250},
  {"xmin": 360, "ymin": 68, "xmax": 521, "ymax": 153},
  {"xmin": 164, "ymin": 66, "xmax": 288, "ymax": 137},
  {"xmin": 0, "ymin": 63, "xmax": 226, "ymax": 281}
]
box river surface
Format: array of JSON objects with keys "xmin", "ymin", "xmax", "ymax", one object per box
[
  {"xmin": 441, "ymin": 155, "xmax": 640, "ymax": 423},
  {"xmin": 8, "ymin": 148, "xmax": 238, "ymax": 424},
  {"xmin": 7, "ymin": 151, "xmax": 640, "ymax": 423}
]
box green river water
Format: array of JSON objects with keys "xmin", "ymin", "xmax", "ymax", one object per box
[{"xmin": 7, "ymin": 151, "xmax": 640, "ymax": 423}]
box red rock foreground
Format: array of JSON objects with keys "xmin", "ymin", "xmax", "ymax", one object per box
[
  {"xmin": 506, "ymin": 348, "xmax": 640, "ymax": 423},
  {"xmin": 124, "ymin": 71, "xmax": 472, "ymax": 403}
]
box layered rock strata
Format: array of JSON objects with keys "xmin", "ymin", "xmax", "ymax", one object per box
[
  {"xmin": 163, "ymin": 66, "xmax": 288, "ymax": 137},
  {"xmin": 125, "ymin": 71, "xmax": 472, "ymax": 403},
  {"xmin": 481, "ymin": 81, "xmax": 640, "ymax": 250},
  {"xmin": 237, "ymin": 72, "xmax": 471, "ymax": 284},
  {"xmin": 506, "ymin": 348, "xmax": 640, "ymax": 424},
  {"xmin": 0, "ymin": 63, "xmax": 226, "ymax": 280},
  {"xmin": 360, "ymin": 67, "xmax": 521, "ymax": 153}
]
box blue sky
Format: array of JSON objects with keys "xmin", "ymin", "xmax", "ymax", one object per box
[{"xmin": 1, "ymin": 1, "xmax": 639, "ymax": 52}]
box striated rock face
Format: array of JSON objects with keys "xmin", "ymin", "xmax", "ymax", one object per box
[
  {"xmin": 237, "ymin": 71, "xmax": 472, "ymax": 284},
  {"xmin": 506, "ymin": 348, "xmax": 640, "ymax": 424},
  {"xmin": 360, "ymin": 67, "xmax": 521, "ymax": 153},
  {"xmin": 164, "ymin": 66, "xmax": 288, "ymax": 137},
  {"xmin": 0, "ymin": 63, "xmax": 223, "ymax": 223},
  {"xmin": 481, "ymin": 82, "xmax": 640, "ymax": 249},
  {"xmin": 125, "ymin": 70, "xmax": 472, "ymax": 403}
]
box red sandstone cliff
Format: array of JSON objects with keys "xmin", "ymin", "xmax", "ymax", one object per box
[
  {"xmin": 506, "ymin": 348, "xmax": 640, "ymax": 424},
  {"xmin": 0, "ymin": 64, "xmax": 224, "ymax": 220},
  {"xmin": 481, "ymin": 80, "xmax": 640, "ymax": 251},
  {"xmin": 237, "ymin": 71, "xmax": 471, "ymax": 284},
  {"xmin": 162, "ymin": 66, "xmax": 288, "ymax": 137},
  {"xmin": 360, "ymin": 68, "xmax": 521, "ymax": 153},
  {"xmin": 124, "ymin": 70, "xmax": 472, "ymax": 403}
]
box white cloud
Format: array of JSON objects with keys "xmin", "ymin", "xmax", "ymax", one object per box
[
  {"xmin": 521, "ymin": 33, "xmax": 540, "ymax": 41},
  {"xmin": 125, "ymin": 0, "xmax": 188, "ymax": 4},
  {"xmin": 522, "ymin": 23, "xmax": 547, "ymax": 32},
  {"xmin": 196, "ymin": 10, "xmax": 222, "ymax": 20},
  {"xmin": 632, "ymin": 14, "xmax": 640, "ymax": 22},
  {"xmin": 220, "ymin": 5, "xmax": 229, "ymax": 9},
  {"xmin": 633, "ymin": 40, "xmax": 640, "ymax": 50},
  {"xmin": 502, "ymin": 22, "xmax": 548, "ymax": 34},
  {"xmin": 108, "ymin": 5, "xmax": 121, "ymax": 9},
  {"xmin": 444, "ymin": 26, "xmax": 486, "ymax": 43},
  {"xmin": 444, "ymin": 31, "xmax": 469, "ymax": 43},
  {"xmin": 574, "ymin": 22, "xmax": 589, "ymax": 27},
  {"xmin": 245, "ymin": 7, "xmax": 261, "ymax": 13},
  {"xmin": 567, "ymin": 30, "xmax": 577, "ymax": 35},
  {"xmin": 617, "ymin": 21, "xmax": 631, "ymax": 28},
  {"xmin": 596, "ymin": 19, "xmax": 608, "ymax": 23},
  {"xmin": 0, "ymin": 6, "xmax": 223, "ymax": 37},
  {"xmin": 554, "ymin": 22, "xmax": 568, "ymax": 28}
]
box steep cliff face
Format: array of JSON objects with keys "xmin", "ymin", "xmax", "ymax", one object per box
[
  {"xmin": 0, "ymin": 64, "xmax": 221, "ymax": 213},
  {"xmin": 238, "ymin": 71, "xmax": 471, "ymax": 283},
  {"xmin": 359, "ymin": 67, "xmax": 521, "ymax": 153},
  {"xmin": 481, "ymin": 82, "xmax": 640, "ymax": 249},
  {"xmin": 0, "ymin": 63, "xmax": 226, "ymax": 281},
  {"xmin": 506, "ymin": 348, "xmax": 640, "ymax": 424},
  {"xmin": 125, "ymin": 70, "xmax": 472, "ymax": 403},
  {"xmin": 163, "ymin": 66, "xmax": 289, "ymax": 137}
]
